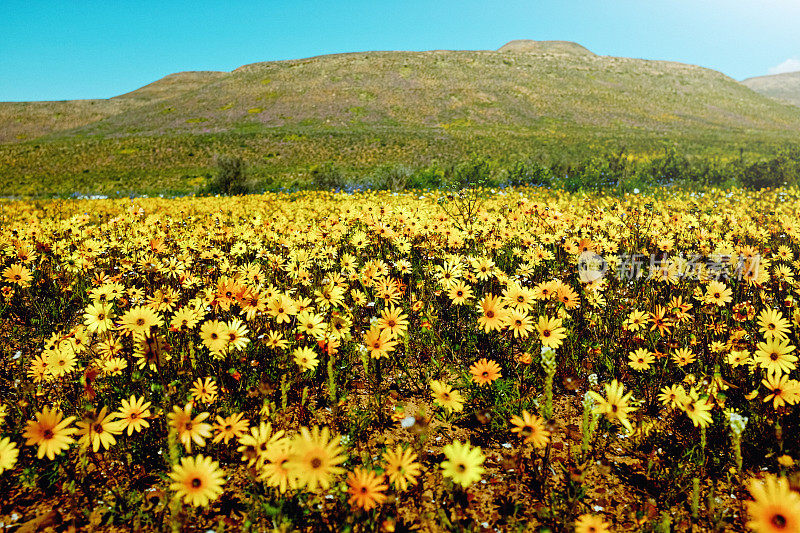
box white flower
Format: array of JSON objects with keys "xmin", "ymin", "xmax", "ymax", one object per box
[
  {"xmin": 727, "ymin": 411, "xmax": 748, "ymax": 436},
  {"xmin": 583, "ymin": 391, "xmax": 596, "ymax": 409}
]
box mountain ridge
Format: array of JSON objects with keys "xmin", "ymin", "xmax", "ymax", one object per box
[
  {"xmin": 743, "ymin": 70, "xmax": 800, "ymax": 107},
  {"xmin": 2, "ymin": 40, "xmax": 800, "ymax": 195}
]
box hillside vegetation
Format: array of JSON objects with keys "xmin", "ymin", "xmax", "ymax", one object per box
[
  {"xmin": 0, "ymin": 71, "xmax": 227, "ymax": 144},
  {"xmin": 2, "ymin": 41, "xmax": 800, "ymax": 195},
  {"xmin": 743, "ymin": 70, "xmax": 800, "ymax": 107}
]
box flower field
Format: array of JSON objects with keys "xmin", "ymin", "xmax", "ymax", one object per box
[{"xmin": 1, "ymin": 187, "xmax": 800, "ymax": 531}]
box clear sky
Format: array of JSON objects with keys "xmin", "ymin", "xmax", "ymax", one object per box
[{"xmin": 1, "ymin": 0, "xmax": 799, "ymax": 101}]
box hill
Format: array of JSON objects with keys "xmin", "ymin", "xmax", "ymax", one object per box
[
  {"xmin": 497, "ymin": 39, "xmax": 595, "ymax": 56},
  {"xmin": 742, "ymin": 71, "xmax": 800, "ymax": 107},
  {"xmin": 3, "ymin": 40, "xmax": 800, "ymax": 195},
  {"xmin": 0, "ymin": 99, "xmax": 133, "ymax": 143},
  {"xmin": 112, "ymin": 71, "xmax": 228, "ymax": 103}
]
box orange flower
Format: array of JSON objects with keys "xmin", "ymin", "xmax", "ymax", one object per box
[
  {"xmin": 346, "ymin": 468, "xmax": 388, "ymax": 511},
  {"xmin": 469, "ymin": 358, "xmax": 502, "ymax": 386},
  {"xmin": 745, "ymin": 474, "xmax": 800, "ymax": 533},
  {"xmin": 3, "ymin": 263, "xmax": 33, "ymax": 287},
  {"xmin": 510, "ymin": 410, "xmax": 550, "ymax": 448},
  {"xmin": 23, "ymin": 406, "xmax": 77, "ymax": 460}
]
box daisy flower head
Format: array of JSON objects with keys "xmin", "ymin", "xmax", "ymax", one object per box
[
  {"xmin": 574, "ymin": 514, "xmax": 612, "ymax": 533},
  {"xmin": 286, "ymin": 426, "xmax": 347, "ymax": 492},
  {"xmin": 23, "ymin": 406, "xmax": 77, "ymax": 460},
  {"xmin": 510, "ymin": 410, "xmax": 551, "ymax": 448},
  {"xmin": 745, "ymin": 474, "xmax": 800, "ymax": 533},
  {"xmin": 257, "ymin": 438, "xmax": 296, "ymax": 493},
  {"xmin": 167, "ymin": 403, "xmax": 212, "ymax": 453},
  {"xmin": 536, "ymin": 315, "xmax": 567, "ymax": 350},
  {"xmin": 75, "ymin": 407, "xmax": 124, "ymax": 453},
  {"xmin": 0, "ymin": 437, "xmax": 19, "ymax": 474},
  {"xmin": 476, "ymin": 294, "xmax": 507, "ymax": 333},
  {"xmin": 346, "ymin": 468, "xmax": 388, "ymax": 511},
  {"xmin": 213, "ymin": 413, "xmax": 250, "ymax": 445},
  {"xmin": 587, "ymin": 380, "xmax": 637, "ymax": 434},
  {"xmin": 680, "ymin": 388, "xmax": 714, "ymax": 428},
  {"xmin": 119, "ymin": 306, "xmax": 163, "ymax": 338},
  {"xmin": 115, "ymin": 395, "xmax": 152, "ymax": 435},
  {"xmin": 169, "ymin": 454, "xmax": 225, "ymax": 507},
  {"xmin": 628, "ymin": 348, "xmax": 654, "ymax": 371},
  {"xmin": 657, "ymin": 384, "xmax": 687, "ymax": 410},
  {"xmin": 190, "ymin": 377, "xmax": 219, "ymax": 404},
  {"xmin": 469, "ymin": 358, "xmax": 502, "ymax": 386},
  {"xmin": 755, "ymin": 338, "xmax": 797, "ymax": 376},
  {"xmin": 758, "ymin": 308, "xmax": 791, "ymax": 341},
  {"xmin": 293, "ymin": 346, "xmax": 320, "ymax": 372},
  {"xmin": 672, "ymin": 347, "xmax": 696, "ymax": 367},
  {"xmin": 430, "ymin": 380, "xmax": 464, "ymax": 413},
  {"xmin": 363, "ymin": 325, "xmax": 398, "ymax": 359},
  {"xmin": 382, "ymin": 445, "xmax": 422, "ymax": 491},
  {"xmin": 441, "ymin": 441, "xmax": 485, "ymax": 488},
  {"xmin": 3, "ymin": 263, "xmax": 33, "ymax": 287}
]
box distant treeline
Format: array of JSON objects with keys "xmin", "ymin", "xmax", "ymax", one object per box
[{"xmin": 205, "ymin": 146, "xmax": 800, "ymax": 195}]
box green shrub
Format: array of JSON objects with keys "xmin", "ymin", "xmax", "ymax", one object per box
[
  {"xmin": 309, "ymin": 162, "xmax": 347, "ymax": 190},
  {"xmin": 739, "ymin": 148, "xmax": 800, "ymax": 189},
  {"xmin": 407, "ymin": 166, "xmax": 444, "ymax": 189},
  {"xmin": 204, "ymin": 155, "xmax": 252, "ymax": 195},
  {"xmin": 504, "ymin": 160, "xmax": 553, "ymax": 187},
  {"xmin": 445, "ymin": 156, "xmax": 495, "ymax": 190},
  {"xmin": 369, "ymin": 164, "xmax": 413, "ymax": 191}
]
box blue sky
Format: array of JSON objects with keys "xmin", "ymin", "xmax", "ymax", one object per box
[{"xmin": 1, "ymin": 0, "xmax": 799, "ymax": 101}]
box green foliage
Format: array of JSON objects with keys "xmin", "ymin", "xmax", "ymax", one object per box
[
  {"xmin": 309, "ymin": 161, "xmax": 347, "ymax": 191},
  {"xmin": 740, "ymin": 147, "xmax": 800, "ymax": 189},
  {"xmin": 504, "ymin": 160, "xmax": 553, "ymax": 187},
  {"xmin": 203, "ymin": 155, "xmax": 252, "ymax": 195},
  {"xmin": 446, "ymin": 156, "xmax": 495, "ymax": 190},
  {"xmin": 4, "ymin": 45, "xmax": 800, "ymax": 195},
  {"xmin": 368, "ymin": 163, "xmax": 413, "ymax": 191}
]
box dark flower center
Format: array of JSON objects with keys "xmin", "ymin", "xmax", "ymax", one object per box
[{"xmin": 771, "ymin": 514, "xmax": 787, "ymax": 529}]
